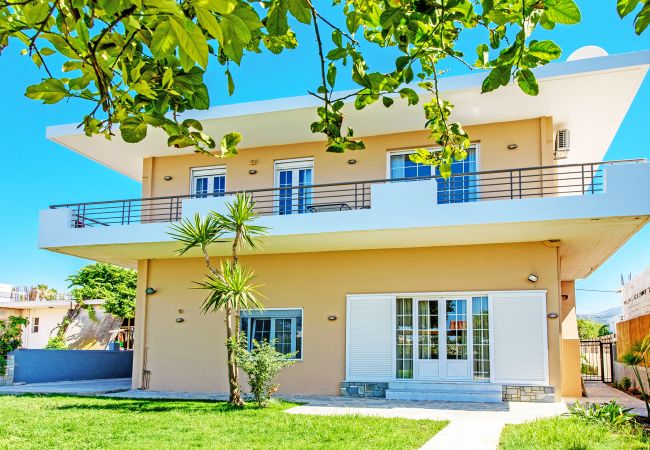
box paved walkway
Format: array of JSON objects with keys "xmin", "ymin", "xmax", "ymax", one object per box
[
  {"xmin": 567, "ymin": 381, "xmax": 649, "ymax": 416},
  {"xmin": 0, "ymin": 378, "xmax": 131, "ymax": 395}
]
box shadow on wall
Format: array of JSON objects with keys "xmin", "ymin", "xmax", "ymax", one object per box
[{"xmin": 65, "ymin": 307, "xmax": 123, "ymax": 350}]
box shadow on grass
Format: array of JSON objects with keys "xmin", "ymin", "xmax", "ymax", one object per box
[{"xmin": 13, "ymin": 394, "xmax": 298, "ymax": 414}]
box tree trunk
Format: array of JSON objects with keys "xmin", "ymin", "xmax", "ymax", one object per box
[{"xmin": 225, "ymin": 305, "xmax": 244, "ymax": 406}]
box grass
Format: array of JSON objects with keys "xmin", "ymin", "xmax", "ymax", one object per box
[
  {"xmin": 0, "ymin": 395, "xmax": 447, "ymax": 449},
  {"xmin": 499, "ymin": 415, "xmax": 649, "ymax": 450}
]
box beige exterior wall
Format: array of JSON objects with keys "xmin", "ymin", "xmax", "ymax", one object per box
[
  {"xmin": 132, "ymin": 241, "xmax": 564, "ymax": 397},
  {"xmin": 560, "ymin": 280, "xmax": 583, "ymax": 397},
  {"xmin": 143, "ymin": 117, "xmax": 553, "ymax": 197}
]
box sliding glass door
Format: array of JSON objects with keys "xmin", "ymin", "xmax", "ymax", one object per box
[{"xmin": 395, "ymin": 296, "xmax": 490, "ymax": 381}]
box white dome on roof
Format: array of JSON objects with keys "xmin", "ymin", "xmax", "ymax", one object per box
[{"xmin": 567, "ymin": 46, "xmax": 608, "ymax": 61}]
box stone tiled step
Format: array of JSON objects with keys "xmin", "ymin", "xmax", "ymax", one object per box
[
  {"xmin": 386, "ymin": 389, "xmax": 503, "ymax": 403},
  {"xmin": 386, "ymin": 381, "xmax": 503, "ymax": 403},
  {"xmin": 388, "ymin": 381, "xmax": 502, "ymax": 392}
]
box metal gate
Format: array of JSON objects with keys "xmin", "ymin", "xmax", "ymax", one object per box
[{"xmin": 580, "ymin": 338, "xmax": 616, "ymax": 383}]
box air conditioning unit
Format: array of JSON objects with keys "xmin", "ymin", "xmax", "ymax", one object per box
[{"xmin": 554, "ymin": 129, "xmax": 570, "ymax": 160}]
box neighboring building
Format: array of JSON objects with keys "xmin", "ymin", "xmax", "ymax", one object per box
[
  {"xmin": 621, "ymin": 266, "xmax": 650, "ymax": 321},
  {"xmin": 0, "ymin": 285, "xmax": 117, "ymax": 349},
  {"xmin": 39, "ymin": 50, "xmax": 650, "ymax": 402}
]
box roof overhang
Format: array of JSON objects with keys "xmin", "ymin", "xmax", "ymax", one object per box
[{"xmin": 47, "ymin": 50, "xmax": 650, "ymax": 181}]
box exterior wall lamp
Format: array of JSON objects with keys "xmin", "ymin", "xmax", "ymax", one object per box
[
  {"xmin": 328, "ymin": 315, "xmax": 337, "ymax": 321},
  {"xmin": 145, "ymin": 287, "xmax": 157, "ymax": 295},
  {"xmin": 527, "ymin": 274, "xmax": 539, "ymax": 283},
  {"xmin": 347, "ymin": 159, "xmax": 357, "ymax": 165},
  {"xmin": 164, "ymin": 175, "xmax": 173, "ymax": 181},
  {"xmin": 507, "ymin": 144, "xmax": 518, "ymax": 150}
]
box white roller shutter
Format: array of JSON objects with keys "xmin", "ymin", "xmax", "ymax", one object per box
[
  {"xmin": 346, "ymin": 295, "xmax": 394, "ymax": 381},
  {"xmin": 491, "ymin": 292, "xmax": 548, "ymax": 384}
]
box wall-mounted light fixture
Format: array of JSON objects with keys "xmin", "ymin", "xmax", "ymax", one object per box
[
  {"xmin": 347, "ymin": 159, "xmax": 357, "ymax": 165},
  {"xmin": 328, "ymin": 315, "xmax": 337, "ymax": 321},
  {"xmin": 547, "ymin": 313, "xmax": 559, "ymax": 319},
  {"xmin": 249, "ymin": 169, "xmax": 257, "ymax": 175},
  {"xmin": 507, "ymin": 144, "xmax": 518, "ymax": 150},
  {"xmin": 527, "ymin": 273, "xmax": 539, "ymax": 283},
  {"xmin": 164, "ymin": 175, "xmax": 173, "ymax": 181},
  {"xmin": 176, "ymin": 317, "xmax": 185, "ymax": 323},
  {"xmin": 145, "ymin": 287, "xmax": 157, "ymax": 295}
]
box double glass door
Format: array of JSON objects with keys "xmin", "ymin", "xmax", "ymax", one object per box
[{"xmin": 397, "ymin": 297, "xmax": 479, "ymax": 381}]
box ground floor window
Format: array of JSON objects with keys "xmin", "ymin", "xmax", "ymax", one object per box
[
  {"xmin": 472, "ymin": 296, "xmax": 490, "ymax": 380},
  {"xmin": 240, "ymin": 309, "xmax": 302, "ymax": 359},
  {"xmin": 396, "ymin": 297, "xmax": 414, "ymax": 378}
]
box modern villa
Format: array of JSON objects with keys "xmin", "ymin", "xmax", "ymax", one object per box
[{"xmin": 39, "ymin": 49, "xmax": 650, "ymax": 403}]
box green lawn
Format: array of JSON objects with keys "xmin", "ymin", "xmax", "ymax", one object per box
[
  {"xmin": 0, "ymin": 395, "xmax": 447, "ymax": 449},
  {"xmin": 499, "ymin": 416, "xmax": 649, "ymax": 450}
]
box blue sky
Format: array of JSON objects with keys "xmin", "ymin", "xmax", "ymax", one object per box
[{"xmin": 0, "ymin": 2, "xmax": 648, "ymax": 313}]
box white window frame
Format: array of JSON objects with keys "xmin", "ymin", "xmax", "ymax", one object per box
[
  {"xmin": 190, "ymin": 165, "xmax": 227, "ymax": 196},
  {"xmin": 240, "ymin": 307, "xmax": 304, "ymax": 361},
  {"xmin": 273, "ymin": 158, "xmax": 314, "ymax": 214},
  {"xmin": 385, "ymin": 144, "xmax": 480, "ymax": 179},
  {"xmin": 32, "ymin": 317, "xmax": 39, "ymax": 333}
]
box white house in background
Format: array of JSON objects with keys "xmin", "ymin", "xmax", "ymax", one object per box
[
  {"xmin": 0, "ymin": 285, "xmax": 115, "ymax": 349},
  {"xmin": 621, "ymin": 266, "xmax": 650, "ymax": 321}
]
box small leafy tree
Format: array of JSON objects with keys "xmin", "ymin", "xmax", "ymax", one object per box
[
  {"xmin": 68, "ymin": 263, "xmax": 137, "ymax": 319},
  {"xmin": 577, "ymin": 319, "xmax": 603, "ymax": 340},
  {"xmin": 0, "ymin": 316, "xmax": 28, "ymax": 376},
  {"xmin": 621, "ymin": 333, "xmax": 650, "ymax": 417},
  {"xmin": 168, "ymin": 193, "xmax": 268, "ymax": 406},
  {"xmin": 237, "ymin": 337, "xmax": 296, "ymax": 408}
]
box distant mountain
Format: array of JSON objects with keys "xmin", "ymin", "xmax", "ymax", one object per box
[{"xmin": 578, "ymin": 306, "xmax": 622, "ymax": 325}]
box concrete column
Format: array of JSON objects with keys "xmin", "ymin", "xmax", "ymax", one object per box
[{"xmin": 560, "ymin": 280, "xmax": 583, "ymax": 397}]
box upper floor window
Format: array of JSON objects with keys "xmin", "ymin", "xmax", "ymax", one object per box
[
  {"xmin": 240, "ymin": 308, "xmax": 303, "ymax": 359},
  {"xmin": 191, "ymin": 166, "xmax": 226, "ymax": 198},
  {"xmin": 388, "ymin": 146, "xmax": 478, "ymax": 204},
  {"xmin": 274, "ymin": 158, "xmax": 313, "ymax": 215}
]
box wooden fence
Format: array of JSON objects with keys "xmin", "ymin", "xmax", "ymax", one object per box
[{"xmin": 616, "ymin": 313, "xmax": 650, "ymax": 365}]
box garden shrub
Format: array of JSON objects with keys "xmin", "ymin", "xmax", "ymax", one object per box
[
  {"xmin": 0, "ymin": 316, "xmax": 28, "ymax": 375},
  {"xmin": 567, "ymin": 401, "xmax": 636, "ymax": 429},
  {"xmin": 237, "ymin": 338, "xmax": 295, "ymax": 408},
  {"xmin": 45, "ymin": 336, "xmax": 68, "ymax": 350},
  {"xmin": 620, "ymin": 377, "xmax": 632, "ymax": 391}
]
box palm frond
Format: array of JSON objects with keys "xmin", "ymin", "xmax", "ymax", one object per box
[
  {"xmin": 212, "ymin": 193, "xmax": 269, "ymax": 250},
  {"xmin": 621, "ymin": 352, "xmax": 644, "ymax": 366},
  {"xmin": 167, "ymin": 213, "xmax": 224, "ymax": 255},
  {"xmin": 195, "ymin": 260, "xmax": 265, "ymax": 313}
]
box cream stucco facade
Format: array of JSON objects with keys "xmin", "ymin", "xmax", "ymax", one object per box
[{"xmin": 39, "ymin": 51, "xmax": 650, "ymax": 402}]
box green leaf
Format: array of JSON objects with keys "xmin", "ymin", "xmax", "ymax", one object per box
[
  {"xmin": 182, "ymin": 118, "xmax": 203, "ymax": 131},
  {"xmin": 120, "ymin": 116, "xmax": 148, "ymax": 143},
  {"xmin": 151, "ymin": 20, "xmax": 178, "ymax": 60},
  {"xmin": 39, "ymin": 47, "xmax": 56, "ymax": 56},
  {"xmin": 616, "ymin": 0, "xmax": 640, "ymax": 18},
  {"xmin": 170, "ymin": 17, "xmax": 209, "ymax": 69},
  {"xmin": 197, "ymin": 0, "xmax": 237, "ymax": 15},
  {"xmin": 25, "ymin": 79, "xmax": 69, "ymax": 104},
  {"xmin": 398, "ymin": 87, "xmax": 419, "ymax": 105},
  {"xmin": 481, "ymin": 65, "xmax": 512, "ymax": 93},
  {"xmin": 527, "ymin": 40, "xmax": 562, "ymax": 60},
  {"xmin": 326, "ymin": 63, "xmax": 336, "ymax": 88},
  {"xmin": 634, "ymin": 3, "xmax": 650, "ymax": 34},
  {"xmin": 220, "ymin": 132, "xmax": 242, "ymax": 156},
  {"xmin": 346, "ymin": 11, "xmax": 361, "ymax": 34},
  {"xmin": 287, "ymin": 0, "xmax": 312, "ymax": 24},
  {"xmin": 195, "ymin": 6, "xmax": 224, "ymax": 41},
  {"xmin": 382, "ymin": 96, "xmax": 394, "ymax": 108},
  {"xmin": 516, "ymin": 69, "xmax": 539, "ymax": 96},
  {"xmin": 544, "ymin": 0, "xmax": 581, "ymax": 25},
  {"xmin": 267, "ymin": 1, "xmax": 289, "ymax": 36},
  {"xmin": 226, "ymin": 69, "xmax": 235, "ymax": 95}
]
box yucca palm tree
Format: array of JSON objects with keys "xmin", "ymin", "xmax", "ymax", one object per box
[
  {"xmin": 621, "ymin": 333, "xmax": 650, "ymax": 417},
  {"xmin": 168, "ymin": 193, "xmax": 268, "ymax": 406}
]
